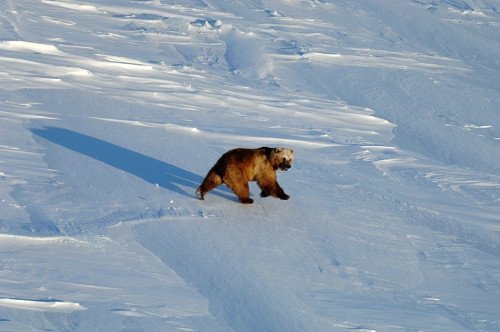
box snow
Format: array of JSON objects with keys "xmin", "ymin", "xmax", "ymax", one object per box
[{"xmin": 1, "ymin": 0, "xmax": 499, "ymax": 331}]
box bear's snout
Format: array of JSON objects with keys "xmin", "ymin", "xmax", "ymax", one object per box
[{"xmin": 279, "ymin": 160, "xmax": 292, "ymax": 171}]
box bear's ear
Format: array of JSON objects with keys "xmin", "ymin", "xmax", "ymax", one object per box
[{"xmin": 274, "ymin": 148, "xmax": 282, "ymax": 153}]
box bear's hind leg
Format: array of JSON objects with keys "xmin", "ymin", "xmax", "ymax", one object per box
[{"xmin": 197, "ymin": 170, "xmax": 223, "ymax": 200}]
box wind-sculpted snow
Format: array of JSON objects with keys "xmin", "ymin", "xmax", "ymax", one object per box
[{"xmin": 1, "ymin": 0, "xmax": 499, "ymax": 331}]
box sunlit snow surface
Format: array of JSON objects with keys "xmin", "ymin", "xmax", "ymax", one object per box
[{"xmin": 1, "ymin": 0, "xmax": 499, "ymax": 331}]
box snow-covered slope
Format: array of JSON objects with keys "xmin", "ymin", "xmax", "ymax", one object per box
[{"xmin": 1, "ymin": 0, "xmax": 499, "ymax": 331}]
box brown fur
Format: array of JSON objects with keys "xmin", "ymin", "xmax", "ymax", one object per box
[{"xmin": 196, "ymin": 147, "xmax": 294, "ymax": 204}]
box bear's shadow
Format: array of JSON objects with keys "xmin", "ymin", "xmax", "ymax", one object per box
[{"xmin": 32, "ymin": 127, "xmax": 234, "ymax": 201}]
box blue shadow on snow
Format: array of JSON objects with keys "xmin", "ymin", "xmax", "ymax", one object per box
[{"xmin": 32, "ymin": 127, "xmax": 220, "ymax": 199}]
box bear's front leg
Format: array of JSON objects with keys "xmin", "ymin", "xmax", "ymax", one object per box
[
  {"xmin": 275, "ymin": 182, "xmax": 289, "ymax": 200},
  {"xmin": 259, "ymin": 181, "xmax": 289, "ymax": 200},
  {"xmin": 239, "ymin": 197, "xmax": 254, "ymax": 204},
  {"xmin": 260, "ymin": 190, "xmax": 270, "ymax": 198},
  {"xmin": 224, "ymin": 178, "xmax": 254, "ymax": 204}
]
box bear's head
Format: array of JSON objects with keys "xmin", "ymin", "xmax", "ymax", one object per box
[{"xmin": 270, "ymin": 148, "xmax": 294, "ymax": 171}]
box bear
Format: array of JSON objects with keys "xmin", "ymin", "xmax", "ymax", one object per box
[{"xmin": 196, "ymin": 147, "xmax": 294, "ymax": 204}]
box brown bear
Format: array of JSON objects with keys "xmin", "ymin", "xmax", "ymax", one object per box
[{"xmin": 196, "ymin": 147, "xmax": 294, "ymax": 204}]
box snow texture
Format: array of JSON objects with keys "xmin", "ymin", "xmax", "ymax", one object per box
[{"xmin": 1, "ymin": 0, "xmax": 499, "ymax": 331}]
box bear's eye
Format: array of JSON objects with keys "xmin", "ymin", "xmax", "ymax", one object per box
[{"xmin": 282, "ymin": 157, "xmax": 287, "ymax": 162}]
